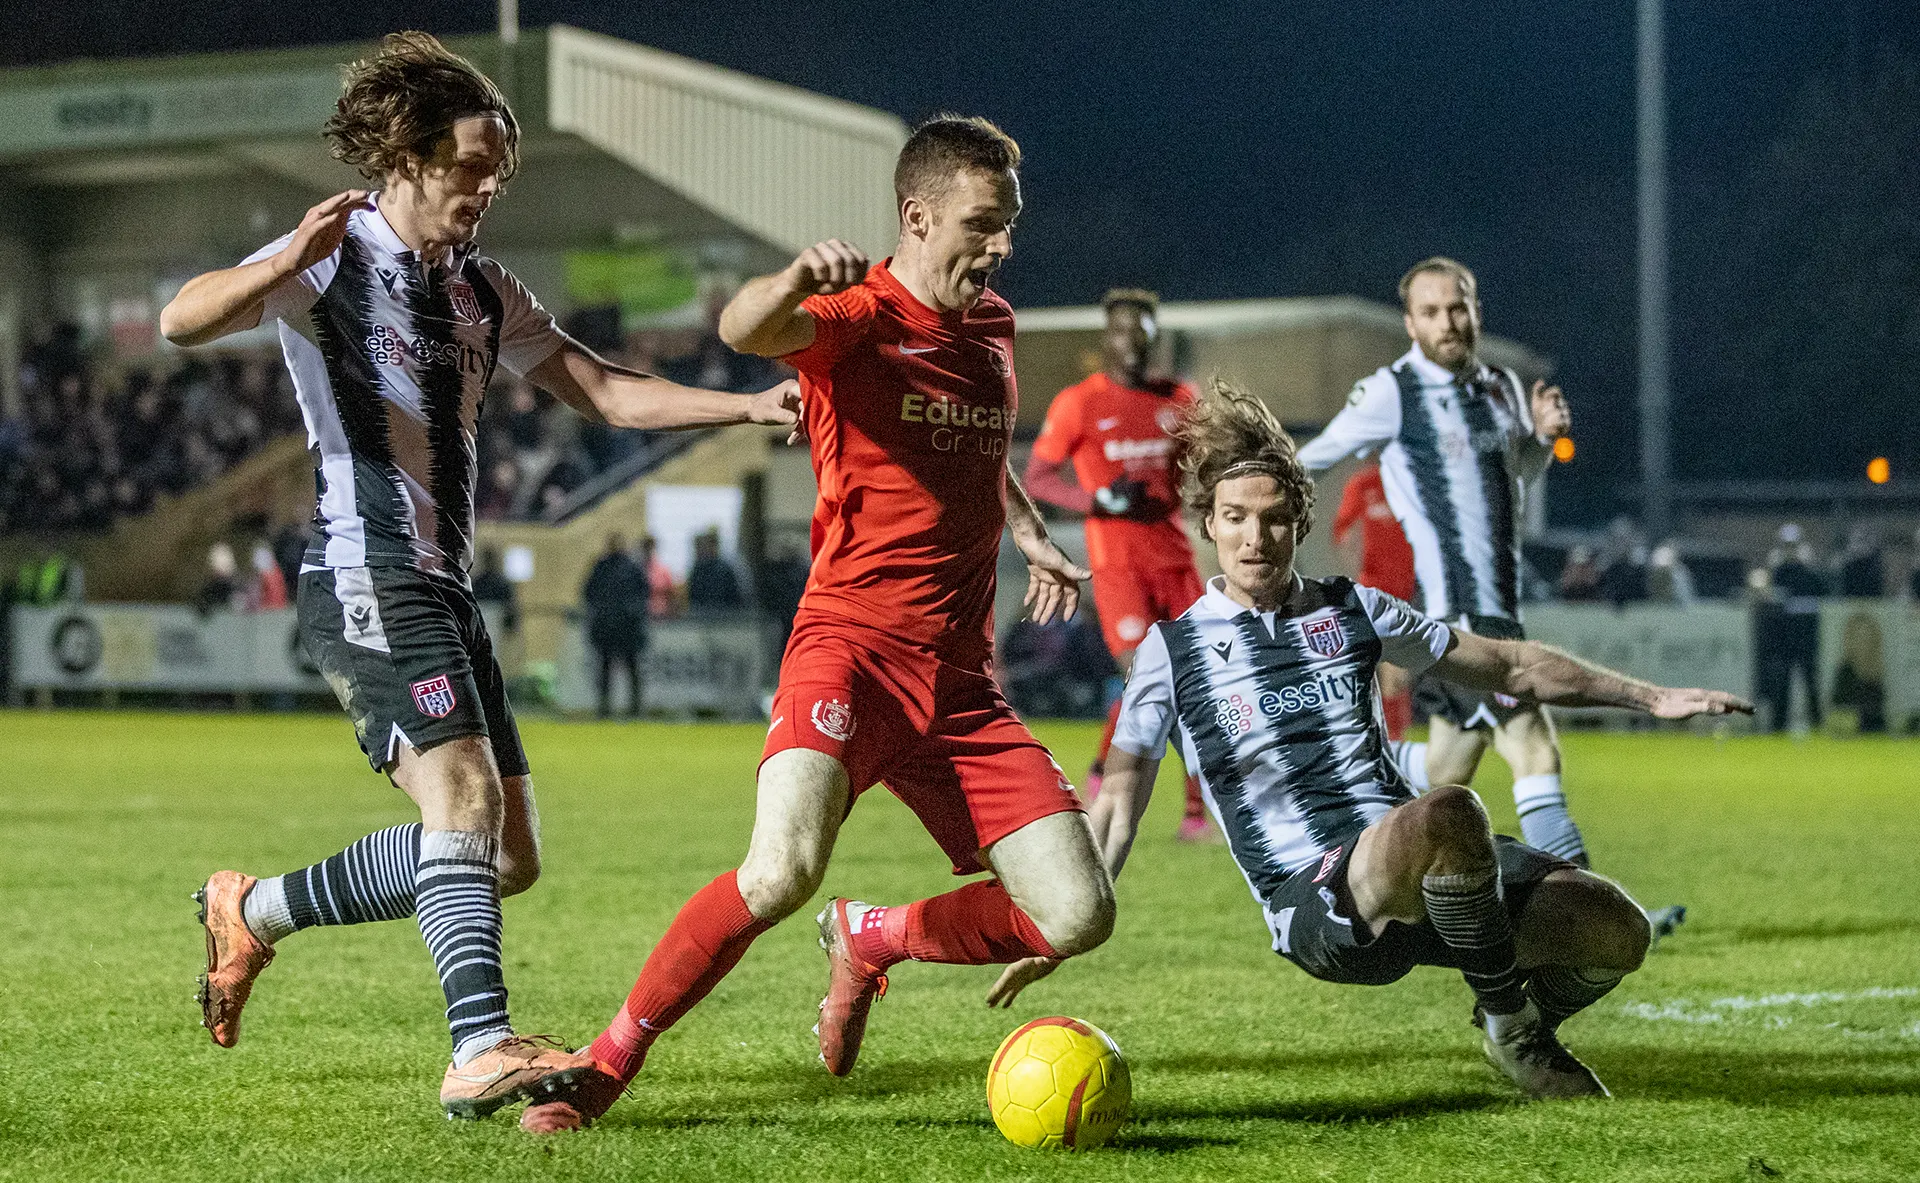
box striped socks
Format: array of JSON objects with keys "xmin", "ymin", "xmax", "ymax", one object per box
[
  {"xmin": 242, "ymin": 824, "xmax": 424, "ymax": 944},
  {"xmin": 1527, "ymin": 965, "xmax": 1624, "ymax": 1029},
  {"xmin": 1513, "ymin": 774, "xmax": 1590, "ymax": 867},
  {"xmin": 1422, "ymin": 867, "xmax": 1527, "ymax": 1016},
  {"xmin": 416, "ymin": 829, "xmax": 513, "ymax": 1066}
]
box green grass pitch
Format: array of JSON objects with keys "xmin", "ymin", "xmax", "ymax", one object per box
[{"xmin": 2, "ymin": 711, "xmax": 1917, "ymax": 1181}]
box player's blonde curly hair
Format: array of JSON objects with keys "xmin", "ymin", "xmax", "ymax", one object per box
[
  {"xmin": 1177, "ymin": 376, "xmax": 1315, "ymax": 540},
  {"xmin": 325, "ymin": 31, "xmax": 519, "ymax": 184}
]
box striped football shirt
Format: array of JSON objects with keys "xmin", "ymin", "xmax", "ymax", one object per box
[{"xmin": 245, "ymin": 195, "xmax": 564, "ymax": 581}]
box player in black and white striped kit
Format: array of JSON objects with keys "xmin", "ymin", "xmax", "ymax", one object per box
[
  {"xmin": 1297, "ymin": 257, "xmax": 1685, "ymax": 943},
  {"xmin": 160, "ymin": 33, "xmax": 800, "ymax": 1119},
  {"xmin": 985, "ymin": 379, "xmax": 1749, "ymax": 1098}
]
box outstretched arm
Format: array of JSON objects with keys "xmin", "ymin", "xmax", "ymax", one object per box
[
  {"xmin": 528, "ymin": 341, "xmax": 801, "ymax": 435},
  {"xmin": 1022, "ymin": 451, "xmax": 1093, "ymax": 515},
  {"xmin": 986, "ymin": 746, "xmax": 1160, "ymax": 1007},
  {"xmin": 161, "ymin": 189, "xmax": 371, "ymax": 346},
  {"xmin": 1432, "ymin": 630, "xmax": 1753, "ymax": 718},
  {"xmin": 720, "ymin": 239, "xmax": 869, "ymax": 358},
  {"xmin": 1005, "ymin": 470, "xmax": 1092, "ymax": 624},
  {"xmin": 1296, "ymin": 377, "xmax": 1400, "ymax": 472}
]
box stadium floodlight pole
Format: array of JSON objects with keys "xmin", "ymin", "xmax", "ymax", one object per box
[
  {"xmin": 497, "ymin": 0, "xmax": 520, "ymax": 100},
  {"xmin": 1637, "ymin": 0, "xmax": 1673, "ymax": 541}
]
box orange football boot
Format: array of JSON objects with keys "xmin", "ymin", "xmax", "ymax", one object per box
[
  {"xmin": 814, "ymin": 898, "xmax": 889, "ymax": 1077},
  {"xmin": 440, "ymin": 1035, "xmax": 599, "ymax": 1120},
  {"xmin": 195, "ymin": 871, "xmax": 275, "ymax": 1048}
]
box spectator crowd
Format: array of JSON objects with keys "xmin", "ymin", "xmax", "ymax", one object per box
[{"xmin": 0, "ymin": 325, "xmax": 302, "ymax": 536}]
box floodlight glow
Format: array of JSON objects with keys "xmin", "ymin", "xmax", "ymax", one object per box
[
  {"xmin": 1867, "ymin": 457, "xmax": 1891, "ymax": 485},
  {"xmin": 1553, "ymin": 437, "xmax": 1576, "ymax": 463}
]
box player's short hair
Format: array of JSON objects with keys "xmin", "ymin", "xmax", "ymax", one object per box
[
  {"xmin": 1398, "ymin": 256, "xmax": 1477, "ymax": 308},
  {"xmin": 325, "ymin": 31, "xmax": 520, "ymax": 184},
  {"xmin": 1102, "ymin": 288, "xmax": 1160, "ymax": 318},
  {"xmin": 894, "ymin": 114, "xmax": 1021, "ymax": 207},
  {"xmin": 1178, "ymin": 376, "xmax": 1315, "ymax": 540}
]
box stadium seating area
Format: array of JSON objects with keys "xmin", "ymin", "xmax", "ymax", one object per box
[{"xmin": 0, "ymin": 327, "xmax": 303, "ymax": 536}]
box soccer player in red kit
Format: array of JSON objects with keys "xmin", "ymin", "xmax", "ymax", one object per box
[
  {"xmin": 1332, "ymin": 460, "xmax": 1419, "ymax": 738},
  {"xmin": 522, "ymin": 116, "xmax": 1115, "ymax": 1133},
  {"xmin": 1023, "ymin": 290, "xmax": 1215, "ymax": 840}
]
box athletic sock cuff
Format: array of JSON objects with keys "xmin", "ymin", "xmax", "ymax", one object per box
[
  {"xmin": 1512, "ymin": 774, "xmax": 1567, "ymax": 811},
  {"xmin": 242, "ymin": 876, "xmax": 297, "ymax": 945},
  {"xmin": 420, "ymin": 829, "xmax": 499, "ymax": 868},
  {"xmin": 1421, "ymin": 868, "xmax": 1498, "ymax": 895}
]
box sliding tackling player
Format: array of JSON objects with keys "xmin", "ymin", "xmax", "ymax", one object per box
[
  {"xmin": 521, "ymin": 116, "xmax": 1115, "ymax": 1133},
  {"xmin": 988, "ymin": 380, "xmax": 1748, "ymax": 1097},
  {"xmin": 1024, "ymin": 289, "xmax": 1215, "ymax": 840},
  {"xmin": 1296, "ymin": 258, "xmax": 1686, "ymax": 942},
  {"xmin": 162, "ymin": 33, "xmax": 799, "ymax": 1119}
]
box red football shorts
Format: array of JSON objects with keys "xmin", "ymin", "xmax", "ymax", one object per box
[
  {"xmin": 1089, "ymin": 563, "xmax": 1206, "ymax": 659},
  {"xmin": 763, "ymin": 618, "xmax": 1083, "ymax": 875}
]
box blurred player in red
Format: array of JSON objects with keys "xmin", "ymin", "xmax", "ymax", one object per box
[
  {"xmin": 522, "ymin": 116, "xmax": 1117, "ymax": 1133},
  {"xmin": 1332, "ymin": 459, "xmax": 1418, "ymax": 739},
  {"xmin": 1024, "ymin": 290, "xmax": 1215, "ymax": 840}
]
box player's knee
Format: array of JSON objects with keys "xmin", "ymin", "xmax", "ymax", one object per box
[
  {"xmin": 736, "ymin": 851, "xmax": 825, "ymax": 921},
  {"xmin": 1035, "ymin": 891, "xmax": 1115, "ymax": 958},
  {"xmin": 1412, "ymin": 785, "xmax": 1493, "ymax": 860},
  {"xmin": 1592, "ymin": 888, "xmax": 1652, "ymax": 972},
  {"xmin": 497, "ymin": 846, "xmax": 541, "ymax": 897}
]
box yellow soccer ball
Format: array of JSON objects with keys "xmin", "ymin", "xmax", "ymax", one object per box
[{"xmin": 986, "ymin": 1016, "xmax": 1131, "ymax": 1150}]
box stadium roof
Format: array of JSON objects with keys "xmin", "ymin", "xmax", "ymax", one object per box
[
  {"xmin": 0, "ymin": 26, "xmax": 906, "ymax": 258},
  {"xmin": 1014, "ymin": 294, "xmax": 1548, "ymax": 373}
]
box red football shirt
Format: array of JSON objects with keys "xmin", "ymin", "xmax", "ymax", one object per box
[
  {"xmin": 1333, "ymin": 462, "xmax": 1417, "ymax": 602},
  {"xmin": 783, "ymin": 260, "xmax": 1017, "ymax": 669},
  {"xmin": 1031, "ymin": 372, "xmax": 1196, "ymax": 572}
]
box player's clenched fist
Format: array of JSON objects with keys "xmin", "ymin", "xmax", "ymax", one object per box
[
  {"xmin": 281, "ymin": 190, "xmax": 374, "ymax": 277},
  {"xmin": 747, "ymin": 378, "xmax": 807, "ymax": 445},
  {"xmin": 1530, "ymin": 379, "xmax": 1571, "ymax": 440},
  {"xmin": 784, "ymin": 239, "xmax": 869, "ymax": 297}
]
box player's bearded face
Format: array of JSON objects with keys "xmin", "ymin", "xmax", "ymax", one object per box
[
  {"xmin": 1207, "ymin": 476, "xmax": 1298, "ymax": 607},
  {"xmin": 396, "ymin": 114, "xmax": 508, "ymax": 246},
  {"xmin": 917, "ymin": 168, "xmax": 1020, "ymax": 310},
  {"xmin": 1402, "ymin": 271, "xmax": 1479, "ymax": 373}
]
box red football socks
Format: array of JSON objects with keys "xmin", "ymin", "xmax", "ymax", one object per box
[
  {"xmin": 850, "ymin": 880, "xmax": 1058, "ymax": 970},
  {"xmin": 1183, "ymin": 773, "xmax": 1205, "ymax": 820},
  {"xmin": 588, "ymin": 870, "xmax": 773, "ymax": 1083}
]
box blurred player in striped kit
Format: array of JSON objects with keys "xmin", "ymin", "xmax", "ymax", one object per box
[
  {"xmin": 988, "ymin": 378, "xmax": 1750, "ymax": 1097},
  {"xmin": 1297, "ymin": 257, "xmax": 1686, "ymax": 944},
  {"xmin": 1024, "ymin": 290, "xmax": 1217, "ymax": 841}
]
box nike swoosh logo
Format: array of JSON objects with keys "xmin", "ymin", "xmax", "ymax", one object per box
[
  {"xmin": 447, "ymin": 1064, "xmax": 510, "ymax": 1086},
  {"xmin": 1097, "ymin": 417, "xmax": 1121, "ymax": 430},
  {"xmin": 897, "ymin": 344, "xmax": 938, "ymax": 355}
]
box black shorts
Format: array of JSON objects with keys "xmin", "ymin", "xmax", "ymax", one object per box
[
  {"xmin": 1414, "ymin": 614, "xmax": 1530, "ymax": 730},
  {"xmin": 1263, "ymin": 833, "xmax": 1573, "ymax": 986},
  {"xmin": 297, "ymin": 565, "xmax": 529, "ymax": 777}
]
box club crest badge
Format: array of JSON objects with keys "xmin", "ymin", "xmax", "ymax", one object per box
[
  {"xmin": 986, "ymin": 345, "xmax": 1011, "ymax": 377},
  {"xmin": 411, "ymin": 675, "xmax": 457, "ymax": 718},
  {"xmin": 1303, "ymin": 615, "xmax": 1347, "ymax": 659},
  {"xmin": 1313, "ymin": 845, "xmax": 1344, "ymax": 883},
  {"xmin": 447, "ymin": 279, "xmax": 482, "ymax": 324},
  {"xmin": 811, "ymin": 697, "xmax": 855, "ymax": 742}
]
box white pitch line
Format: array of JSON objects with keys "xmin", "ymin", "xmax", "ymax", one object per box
[{"xmin": 1617, "ymin": 986, "xmax": 1920, "ymax": 1030}]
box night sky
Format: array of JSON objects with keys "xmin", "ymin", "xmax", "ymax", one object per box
[{"xmin": 7, "ymin": 2, "xmax": 1919, "ymax": 526}]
